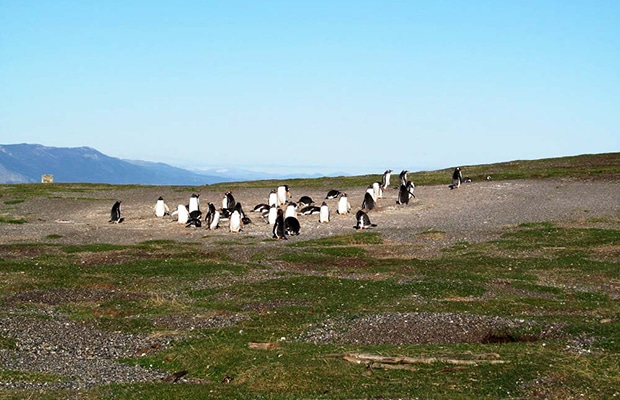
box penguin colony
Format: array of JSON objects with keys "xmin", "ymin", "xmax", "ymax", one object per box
[{"xmin": 108, "ymin": 168, "xmax": 468, "ymax": 240}]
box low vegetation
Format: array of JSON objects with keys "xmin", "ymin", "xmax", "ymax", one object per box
[{"xmin": 0, "ymin": 153, "xmax": 618, "ymax": 399}]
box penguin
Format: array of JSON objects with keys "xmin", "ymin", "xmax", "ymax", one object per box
[
  {"xmin": 234, "ymin": 202, "xmax": 252, "ymax": 225},
  {"xmin": 325, "ymin": 189, "xmax": 341, "ymax": 199},
  {"xmin": 272, "ymin": 208, "xmax": 287, "ymax": 240},
  {"xmin": 186, "ymin": 210, "xmax": 202, "ymax": 228},
  {"xmin": 222, "ymin": 191, "xmax": 236, "ymax": 210},
  {"xmin": 172, "ymin": 204, "xmax": 189, "ymax": 224},
  {"xmin": 297, "ymin": 196, "xmax": 314, "ymax": 208},
  {"xmin": 267, "ymin": 205, "xmax": 278, "ymax": 225},
  {"xmin": 109, "ymin": 200, "xmax": 123, "ymax": 223},
  {"xmin": 229, "ymin": 209, "xmax": 242, "ymax": 233},
  {"xmin": 372, "ymin": 182, "xmax": 382, "ymax": 200},
  {"xmin": 399, "ymin": 170, "xmax": 409, "ymax": 188},
  {"xmin": 407, "ymin": 181, "xmax": 416, "ymax": 200},
  {"xmin": 285, "ymin": 202, "xmax": 297, "ymax": 219},
  {"xmin": 284, "ymin": 216, "xmax": 300, "ymax": 236},
  {"xmin": 252, "ymin": 203, "xmax": 270, "ymax": 213},
  {"xmin": 366, "ymin": 185, "xmax": 376, "ymax": 202},
  {"xmin": 154, "ymin": 197, "xmax": 170, "ymax": 217},
  {"xmin": 268, "ymin": 189, "xmax": 278, "ymax": 207},
  {"xmin": 381, "ymin": 170, "xmax": 392, "ymax": 190},
  {"xmin": 299, "ymin": 205, "xmax": 321, "ymax": 215},
  {"xmin": 397, "ymin": 180, "xmax": 416, "ymax": 205},
  {"xmin": 397, "ymin": 183, "xmax": 409, "ymax": 205},
  {"xmin": 188, "ymin": 193, "xmax": 200, "ymax": 213},
  {"xmin": 220, "ymin": 208, "xmax": 231, "ymax": 221},
  {"xmin": 337, "ymin": 193, "xmax": 351, "ymax": 215},
  {"xmin": 204, "ymin": 203, "xmax": 217, "ymax": 227},
  {"xmin": 277, "ymin": 185, "xmax": 290, "ymax": 205},
  {"xmin": 354, "ymin": 210, "xmax": 377, "ymax": 230},
  {"xmin": 319, "ymin": 201, "xmax": 330, "ymax": 223},
  {"xmin": 450, "ymin": 167, "xmax": 463, "ymax": 189},
  {"xmin": 361, "ymin": 191, "xmax": 376, "ymax": 211},
  {"xmin": 208, "ymin": 209, "xmax": 220, "ymax": 230}
]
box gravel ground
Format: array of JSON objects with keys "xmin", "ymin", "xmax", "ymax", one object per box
[{"xmin": 0, "ymin": 178, "xmax": 618, "ymax": 391}]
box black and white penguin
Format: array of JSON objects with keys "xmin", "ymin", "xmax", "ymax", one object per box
[
  {"xmin": 284, "ymin": 216, "xmax": 300, "ymax": 236},
  {"xmin": 252, "ymin": 203, "xmax": 270, "ymax": 213},
  {"xmin": 172, "ymin": 204, "xmax": 189, "ymax": 224},
  {"xmin": 220, "ymin": 208, "xmax": 232, "ymax": 221},
  {"xmin": 267, "ymin": 205, "xmax": 278, "ymax": 225},
  {"xmin": 325, "ymin": 189, "xmax": 341, "ymax": 199},
  {"xmin": 109, "ymin": 200, "xmax": 123, "ymax": 223},
  {"xmin": 188, "ymin": 193, "xmax": 200, "ymax": 213},
  {"xmin": 337, "ymin": 193, "xmax": 351, "ymax": 215},
  {"xmin": 361, "ymin": 191, "xmax": 376, "ymax": 211},
  {"xmin": 354, "ymin": 210, "xmax": 376, "ymax": 230},
  {"xmin": 397, "ymin": 181, "xmax": 416, "ymax": 205},
  {"xmin": 208, "ymin": 208, "xmax": 220, "ymax": 230},
  {"xmin": 399, "ymin": 170, "xmax": 409, "ymax": 188},
  {"xmin": 366, "ymin": 185, "xmax": 376, "ymax": 202},
  {"xmin": 272, "ymin": 208, "xmax": 287, "ymax": 240},
  {"xmin": 297, "ymin": 196, "xmax": 314, "ymax": 208},
  {"xmin": 154, "ymin": 197, "xmax": 170, "ymax": 217},
  {"xmin": 299, "ymin": 205, "xmax": 321, "ymax": 215},
  {"xmin": 229, "ymin": 209, "xmax": 242, "ymax": 233},
  {"xmin": 234, "ymin": 202, "xmax": 251, "ymax": 225},
  {"xmin": 372, "ymin": 182, "xmax": 382, "ymax": 200},
  {"xmin": 277, "ymin": 185, "xmax": 290, "ymax": 205},
  {"xmin": 268, "ymin": 189, "xmax": 278, "ymax": 207},
  {"xmin": 205, "ymin": 203, "xmax": 217, "ymax": 227},
  {"xmin": 319, "ymin": 201, "xmax": 330, "ymax": 223},
  {"xmin": 186, "ymin": 210, "xmax": 202, "ymax": 228},
  {"xmin": 285, "ymin": 202, "xmax": 297, "ymax": 219},
  {"xmin": 450, "ymin": 167, "xmax": 463, "ymax": 189},
  {"xmin": 222, "ymin": 191, "xmax": 236, "ymax": 210},
  {"xmin": 381, "ymin": 170, "xmax": 392, "ymax": 190}
]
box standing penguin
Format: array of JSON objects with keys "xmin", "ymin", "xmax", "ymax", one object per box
[
  {"xmin": 319, "ymin": 201, "xmax": 330, "ymax": 223},
  {"xmin": 285, "ymin": 202, "xmax": 297, "ymax": 219},
  {"xmin": 381, "ymin": 170, "xmax": 392, "ymax": 190},
  {"xmin": 268, "ymin": 189, "xmax": 278, "ymax": 207},
  {"xmin": 172, "ymin": 204, "xmax": 189, "ymax": 224},
  {"xmin": 188, "ymin": 193, "xmax": 200, "ymax": 213},
  {"xmin": 222, "ymin": 191, "xmax": 236, "ymax": 210},
  {"xmin": 267, "ymin": 205, "xmax": 278, "ymax": 225},
  {"xmin": 397, "ymin": 181, "xmax": 416, "ymax": 205},
  {"xmin": 399, "ymin": 170, "xmax": 409, "ymax": 188},
  {"xmin": 277, "ymin": 185, "xmax": 290, "ymax": 205},
  {"xmin": 229, "ymin": 209, "xmax": 242, "ymax": 233},
  {"xmin": 272, "ymin": 208, "xmax": 287, "ymax": 240},
  {"xmin": 354, "ymin": 210, "xmax": 377, "ymax": 230},
  {"xmin": 284, "ymin": 216, "xmax": 301, "ymax": 236},
  {"xmin": 209, "ymin": 209, "xmax": 221, "ymax": 230},
  {"xmin": 372, "ymin": 182, "xmax": 382, "ymax": 200},
  {"xmin": 205, "ymin": 203, "xmax": 216, "ymax": 227},
  {"xmin": 337, "ymin": 193, "xmax": 351, "ymax": 215},
  {"xmin": 154, "ymin": 197, "xmax": 170, "ymax": 217},
  {"xmin": 361, "ymin": 191, "xmax": 376, "ymax": 211},
  {"xmin": 109, "ymin": 200, "xmax": 123, "ymax": 223},
  {"xmin": 451, "ymin": 167, "xmax": 463, "ymax": 189}
]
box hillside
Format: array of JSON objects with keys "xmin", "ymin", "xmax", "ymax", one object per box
[{"xmin": 0, "ymin": 144, "xmax": 228, "ymax": 185}]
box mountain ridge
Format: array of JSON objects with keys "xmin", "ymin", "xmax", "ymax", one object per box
[{"xmin": 0, "ymin": 144, "xmax": 229, "ymax": 185}]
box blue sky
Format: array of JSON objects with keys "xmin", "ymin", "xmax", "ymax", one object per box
[{"xmin": 1, "ymin": 1, "xmax": 618, "ymax": 175}]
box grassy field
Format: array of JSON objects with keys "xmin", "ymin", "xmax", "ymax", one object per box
[{"xmin": 0, "ymin": 153, "xmax": 618, "ymax": 399}]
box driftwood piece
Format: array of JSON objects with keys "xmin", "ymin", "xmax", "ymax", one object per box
[
  {"xmin": 248, "ymin": 342, "xmax": 280, "ymax": 350},
  {"xmin": 326, "ymin": 352, "xmax": 507, "ymax": 371}
]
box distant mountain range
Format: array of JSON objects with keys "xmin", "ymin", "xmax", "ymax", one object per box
[{"xmin": 0, "ymin": 144, "xmax": 322, "ymax": 185}]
